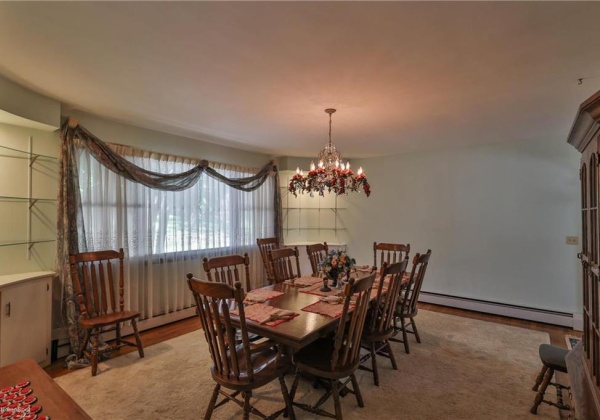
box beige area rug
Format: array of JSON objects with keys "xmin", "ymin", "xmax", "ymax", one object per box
[{"xmin": 56, "ymin": 310, "xmax": 559, "ymax": 419}]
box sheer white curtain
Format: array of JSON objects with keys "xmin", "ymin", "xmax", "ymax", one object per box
[{"xmin": 77, "ymin": 143, "xmax": 275, "ymax": 321}]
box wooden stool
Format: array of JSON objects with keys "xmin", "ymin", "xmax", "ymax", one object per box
[{"xmin": 530, "ymin": 344, "xmax": 571, "ymax": 414}]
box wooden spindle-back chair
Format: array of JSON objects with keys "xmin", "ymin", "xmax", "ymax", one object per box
[
  {"xmin": 289, "ymin": 273, "xmax": 376, "ymax": 419},
  {"xmin": 360, "ymin": 259, "xmax": 409, "ymax": 385},
  {"xmin": 268, "ymin": 246, "xmax": 301, "ymax": 283},
  {"xmin": 257, "ymin": 237, "xmax": 281, "ymax": 284},
  {"xmin": 186, "ymin": 275, "xmax": 295, "ymax": 419},
  {"xmin": 373, "ymin": 242, "xmax": 410, "ymax": 274},
  {"xmin": 306, "ymin": 242, "xmax": 329, "ymax": 277},
  {"xmin": 203, "ymin": 253, "xmax": 251, "ymax": 291},
  {"xmin": 69, "ymin": 248, "xmax": 144, "ymax": 376},
  {"xmin": 391, "ymin": 249, "xmax": 432, "ymax": 354}
]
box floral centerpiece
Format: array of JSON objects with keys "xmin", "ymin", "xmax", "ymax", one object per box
[{"xmin": 318, "ymin": 249, "xmax": 356, "ymax": 288}]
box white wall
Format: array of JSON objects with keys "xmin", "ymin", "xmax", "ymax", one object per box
[{"xmin": 342, "ymin": 137, "xmax": 581, "ymax": 315}]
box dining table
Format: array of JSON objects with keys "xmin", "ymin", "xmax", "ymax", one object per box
[{"xmin": 233, "ymin": 270, "xmax": 379, "ymax": 351}]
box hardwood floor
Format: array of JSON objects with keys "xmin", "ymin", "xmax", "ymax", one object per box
[{"xmin": 44, "ymin": 302, "xmax": 580, "ymax": 379}]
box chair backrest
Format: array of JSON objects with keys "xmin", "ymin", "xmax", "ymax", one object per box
[
  {"xmin": 373, "ymin": 242, "xmax": 410, "ymax": 271},
  {"xmin": 69, "ymin": 248, "xmax": 125, "ymax": 320},
  {"xmin": 331, "ymin": 273, "xmax": 376, "ymax": 370},
  {"xmin": 257, "ymin": 237, "xmax": 281, "ymax": 283},
  {"xmin": 203, "ymin": 253, "xmax": 251, "ymax": 291},
  {"xmin": 398, "ymin": 249, "xmax": 432, "ymax": 317},
  {"xmin": 366, "ymin": 259, "xmax": 409, "ymax": 337},
  {"xmin": 186, "ymin": 275, "xmax": 255, "ymax": 382},
  {"xmin": 306, "ymin": 242, "xmax": 329, "ymax": 276},
  {"xmin": 268, "ymin": 246, "xmax": 301, "ymax": 283}
]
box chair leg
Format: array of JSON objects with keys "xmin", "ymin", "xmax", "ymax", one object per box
[
  {"xmin": 532, "ymin": 365, "xmax": 549, "ymax": 391},
  {"xmin": 386, "ymin": 341, "xmax": 398, "ymax": 370},
  {"xmin": 204, "ymin": 384, "xmax": 220, "ymax": 420},
  {"xmin": 243, "ymin": 391, "xmax": 252, "ymax": 420},
  {"xmin": 350, "ymin": 373, "xmax": 365, "ymax": 408},
  {"xmin": 331, "ymin": 380, "xmax": 342, "ymax": 420},
  {"xmin": 91, "ymin": 330, "xmax": 100, "ymax": 376},
  {"xmin": 401, "ymin": 318, "xmax": 410, "ymax": 354},
  {"xmin": 412, "ymin": 317, "xmax": 421, "ymax": 343},
  {"xmin": 279, "ymin": 374, "xmax": 295, "ymax": 420},
  {"xmin": 289, "ymin": 368, "xmax": 301, "ymax": 402},
  {"xmin": 78, "ymin": 329, "xmax": 90, "ymax": 359},
  {"xmin": 531, "ymin": 367, "xmax": 554, "ymax": 414},
  {"xmin": 131, "ymin": 318, "xmax": 144, "ymax": 358},
  {"xmin": 370, "ymin": 342, "xmax": 379, "ymax": 386},
  {"xmin": 116, "ymin": 322, "xmax": 122, "ymax": 346}
]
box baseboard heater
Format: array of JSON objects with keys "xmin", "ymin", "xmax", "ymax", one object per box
[{"xmin": 419, "ymin": 291, "xmax": 580, "ymax": 329}]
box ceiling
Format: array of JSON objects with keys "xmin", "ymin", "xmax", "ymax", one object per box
[{"xmin": 1, "ymin": 2, "xmax": 600, "ymax": 158}]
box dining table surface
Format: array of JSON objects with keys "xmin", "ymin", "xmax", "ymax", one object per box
[{"xmin": 234, "ymin": 270, "xmax": 376, "ymax": 350}]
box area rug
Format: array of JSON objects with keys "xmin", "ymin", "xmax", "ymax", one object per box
[{"xmin": 55, "ymin": 310, "xmax": 559, "ymax": 419}]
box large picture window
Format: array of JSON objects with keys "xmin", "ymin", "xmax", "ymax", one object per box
[{"xmin": 76, "ymin": 143, "xmax": 275, "ymax": 319}]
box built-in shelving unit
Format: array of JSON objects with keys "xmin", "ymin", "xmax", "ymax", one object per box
[
  {"xmin": 0, "ymin": 141, "xmax": 57, "ymax": 257},
  {"xmin": 279, "ymin": 170, "xmax": 348, "ymax": 246}
]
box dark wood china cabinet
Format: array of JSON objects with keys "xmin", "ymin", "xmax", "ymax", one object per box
[{"xmin": 567, "ymin": 89, "xmax": 600, "ymax": 418}]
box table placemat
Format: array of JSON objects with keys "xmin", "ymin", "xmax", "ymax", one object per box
[
  {"xmin": 244, "ymin": 288, "xmax": 285, "ymax": 303},
  {"xmin": 283, "ymin": 276, "xmax": 323, "ymax": 287},
  {"xmin": 232, "ymin": 303, "xmax": 298, "ymax": 327},
  {"xmin": 299, "ymin": 283, "xmax": 345, "ymax": 298},
  {"xmin": 301, "ymin": 300, "xmax": 353, "ymax": 318}
]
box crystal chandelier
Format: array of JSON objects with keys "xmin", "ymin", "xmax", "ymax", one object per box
[{"xmin": 288, "ymin": 108, "xmax": 371, "ymax": 197}]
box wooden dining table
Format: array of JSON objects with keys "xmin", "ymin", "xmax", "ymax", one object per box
[{"xmin": 235, "ymin": 271, "xmax": 378, "ymax": 351}]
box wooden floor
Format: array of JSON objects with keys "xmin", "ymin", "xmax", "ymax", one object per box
[{"xmin": 44, "ymin": 302, "xmax": 580, "ymax": 379}]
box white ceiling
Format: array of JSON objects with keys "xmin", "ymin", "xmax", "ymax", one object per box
[{"xmin": 1, "ymin": 2, "xmax": 600, "ymax": 158}]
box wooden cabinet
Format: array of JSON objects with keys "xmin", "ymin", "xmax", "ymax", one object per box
[
  {"xmin": 567, "ymin": 89, "xmax": 600, "ymax": 418},
  {"xmin": 0, "ymin": 271, "xmax": 53, "ymax": 367}
]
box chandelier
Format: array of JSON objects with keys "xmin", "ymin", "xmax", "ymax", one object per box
[{"xmin": 288, "ymin": 108, "xmax": 371, "ymax": 197}]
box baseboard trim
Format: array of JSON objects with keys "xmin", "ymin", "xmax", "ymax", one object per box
[{"xmin": 419, "ymin": 291, "xmax": 575, "ymax": 328}]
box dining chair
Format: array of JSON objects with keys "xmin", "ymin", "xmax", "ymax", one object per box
[
  {"xmin": 391, "ymin": 249, "xmax": 432, "ymax": 354},
  {"xmin": 186, "ymin": 275, "xmax": 295, "ymax": 420},
  {"xmin": 69, "ymin": 248, "xmax": 144, "ymax": 376},
  {"xmin": 268, "ymin": 246, "xmax": 301, "ymax": 283},
  {"xmin": 306, "ymin": 242, "xmax": 329, "ymax": 277},
  {"xmin": 202, "ymin": 253, "xmax": 252, "ymax": 291},
  {"xmin": 289, "ymin": 273, "xmax": 376, "ymax": 419},
  {"xmin": 360, "ymin": 258, "xmax": 409, "ymax": 386},
  {"xmin": 373, "ymin": 242, "xmax": 410, "ymax": 274},
  {"xmin": 257, "ymin": 237, "xmax": 281, "ymax": 284}
]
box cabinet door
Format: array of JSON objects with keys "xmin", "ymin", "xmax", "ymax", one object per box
[{"xmin": 0, "ymin": 279, "xmax": 50, "ymax": 366}]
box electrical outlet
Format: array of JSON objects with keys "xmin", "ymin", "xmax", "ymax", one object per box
[{"xmin": 566, "ymin": 236, "xmax": 579, "ymax": 245}]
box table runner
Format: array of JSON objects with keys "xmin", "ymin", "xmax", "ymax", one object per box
[
  {"xmin": 244, "ymin": 288, "xmax": 285, "ymax": 303},
  {"xmin": 302, "ymin": 300, "xmax": 353, "ymax": 318},
  {"xmin": 232, "ymin": 303, "xmax": 298, "ymax": 326}
]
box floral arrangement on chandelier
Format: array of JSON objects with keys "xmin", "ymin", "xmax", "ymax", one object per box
[
  {"xmin": 288, "ymin": 108, "xmax": 371, "ymax": 198},
  {"xmin": 318, "ymin": 248, "xmax": 356, "ymax": 286}
]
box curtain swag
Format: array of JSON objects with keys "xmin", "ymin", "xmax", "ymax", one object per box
[{"xmin": 57, "ymin": 118, "xmax": 282, "ymax": 355}]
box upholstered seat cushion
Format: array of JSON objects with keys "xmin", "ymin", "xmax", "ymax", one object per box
[{"xmin": 539, "ymin": 343, "xmax": 568, "ymax": 373}]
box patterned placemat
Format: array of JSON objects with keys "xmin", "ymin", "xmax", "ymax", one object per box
[
  {"xmin": 244, "ymin": 288, "xmax": 285, "ymax": 303},
  {"xmin": 302, "ymin": 300, "xmax": 353, "ymax": 318},
  {"xmin": 232, "ymin": 303, "xmax": 298, "ymax": 327},
  {"xmin": 283, "ymin": 276, "xmax": 323, "ymax": 287},
  {"xmin": 299, "ymin": 283, "xmax": 345, "ymax": 298}
]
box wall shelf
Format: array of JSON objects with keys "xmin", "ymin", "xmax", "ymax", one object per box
[
  {"xmin": 0, "ymin": 138, "xmax": 58, "ymax": 259},
  {"xmin": 0, "ymin": 240, "xmax": 56, "ymax": 249}
]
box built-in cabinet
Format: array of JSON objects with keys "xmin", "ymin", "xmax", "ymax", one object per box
[
  {"xmin": 0, "ymin": 271, "xmax": 53, "ymax": 367},
  {"xmin": 567, "ymin": 89, "xmax": 600, "ymax": 419}
]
